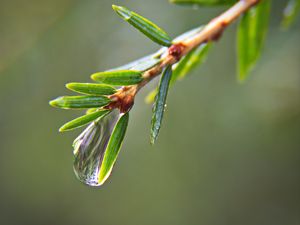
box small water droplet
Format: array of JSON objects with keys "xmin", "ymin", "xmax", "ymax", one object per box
[{"xmin": 73, "ymin": 110, "xmax": 120, "ymax": 186}]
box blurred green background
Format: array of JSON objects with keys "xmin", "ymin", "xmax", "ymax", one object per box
[{"xmin": 0, "ymin": 0, "xmax": 299, "ymax": 225}]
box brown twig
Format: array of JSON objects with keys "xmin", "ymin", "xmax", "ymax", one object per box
[{"xmin": 109, "ymin": 0, "xmax": 260, "ymax": 113}]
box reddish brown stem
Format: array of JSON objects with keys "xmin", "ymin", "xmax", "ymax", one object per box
[{"xmin": 107, "ymin": 0, "xmax": 260, "ymax": 112}]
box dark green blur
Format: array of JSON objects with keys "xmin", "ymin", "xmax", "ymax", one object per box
[{"xmin": 0, "ymin": 0, "xmax": 299, "ymax": 225}]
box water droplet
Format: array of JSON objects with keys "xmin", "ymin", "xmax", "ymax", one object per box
[{"xmin": 73, "ymin": 110, "xmax": 120, "ymax": 186}]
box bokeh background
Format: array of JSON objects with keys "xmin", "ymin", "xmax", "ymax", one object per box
[{"xmin": 0, "ymin": 0, "xmax": 299, "ymax": 225}]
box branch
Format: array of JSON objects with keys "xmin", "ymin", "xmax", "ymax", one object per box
[{"xmin": 108, "ymin": 0, "xmax": 259, "ymax": 112}]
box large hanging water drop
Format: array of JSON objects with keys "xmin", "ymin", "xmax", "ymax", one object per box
[{"xmin": 73, "ymin": 110, "xmax": 120, "ymax": 186}]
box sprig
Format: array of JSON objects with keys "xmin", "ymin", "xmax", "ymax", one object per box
[
  {"xmin": 66, "ymin": 83, "xmax": 116, "ymax": 96},
  {"xmin": 151, "ymin": 66, "xmax": 173, "ymax": 144},
  {"xmin": 112, "ymin": 5, "xmax": 172, "ymax": 46},
  {"xmin": 91, "ymin": 70, "xmax": 143, "ymax": 85},
  {"xmin": 237, "ymin": 0, "xmax": 271, "ymax": 81},
  {"xmin": 49, "ymin": 96, "xmax": 111, "ymax": 109},
  {"xmin": 49, "ymin": 0, "xmax": 299, "ymax": 187},
  {"xmin": 60, "ymin": 110, "xmax": 111, "ymax": 132}
]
